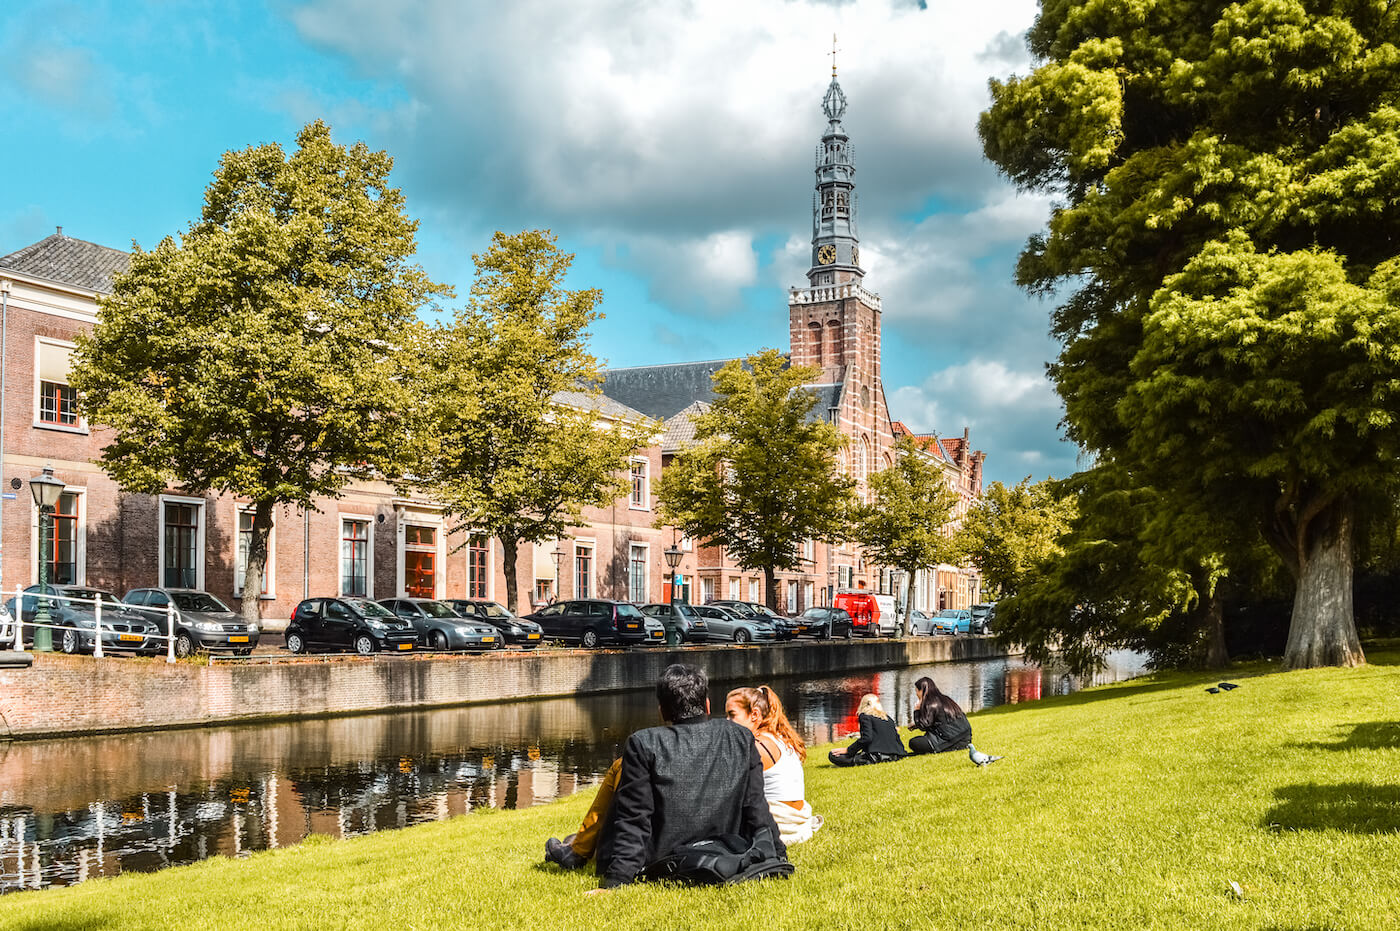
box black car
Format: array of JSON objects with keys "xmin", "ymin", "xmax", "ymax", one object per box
[
  {"xmin": 797, "ymin": 605, "xmax": 854, "ymax": 640},
  {"xmin": 285, "ymin": 597, "xmax": 418, "ymax": 655},
  {"xmin": 444, "ymin": 600, "xmax": 545, "ymax": 648},
  {"xmin": 3, "ymin": 584, "xmax": 162, "ymax": 655},
  {"xmin": 638, "ymin": 603, "xmax": 709, "ymax": 643},
  {"xmin": 708, "ymin": 600, "xmax": 807, "ymax": 639},
  {"xmin": 523, "ymin": 600, "xmax": 659, "ymax": 648},
  {"xmin": 378, "ymin": 598, "xmax": 501, "ymax": 651},
  {"xmin": 122, "ymin": 588, "xmax": 260, "ymax": 657}
]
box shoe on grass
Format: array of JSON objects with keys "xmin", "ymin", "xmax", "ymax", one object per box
[{"xmin": 545, "ymin": 837, "xmax": 586, "ymax": 870}]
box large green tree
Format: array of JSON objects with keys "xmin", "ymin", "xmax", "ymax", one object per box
[
  {"xmin": 958, "ymin": 477, "xmax": 1076, "ymax": 600},
  {"xmin": 854, "ymin": 436, "xmax": 961, "ymax": 636},
  {"xmin": 413, "ymin": 230, "xmax": 652, "ymax": 613},
  {"xmin": 980, "ymin": 1, "xmax": 1400, "ymax": 667},
  {"xmin": 71, "ymin": 121, "xmax": 444, "ymax": 626},
  {"xmin": 656, "ymin": 350, "xmax": 855, "ymax": 610}
]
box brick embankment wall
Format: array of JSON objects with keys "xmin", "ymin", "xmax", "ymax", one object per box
[{"xmin": 0, "ymin": 637, "xmax": 1016, "ymax": 740}]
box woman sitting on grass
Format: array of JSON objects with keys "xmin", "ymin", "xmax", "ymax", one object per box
[
  {"xmin": 828, "ymin": 693, "xmax": 908, "ymax": 767},
  {"xmin": 908, "ymin": 676, "xmax": 972, "ymax": 754},
  {"xmin": 724, "ymin": 685, "xmax": 824, "ymax": 844}
]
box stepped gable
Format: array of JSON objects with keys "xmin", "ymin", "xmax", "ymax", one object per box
[
  {"xmin": 0, "ymin": 229, "xmax": 129, "ymax": 293},
  {"xmin": 600, "ymin": 359, "xmax": 738, "ymax": 420}
]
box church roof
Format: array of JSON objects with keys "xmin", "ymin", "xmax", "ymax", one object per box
[
  {"xmin": 600, "ymin": 359, "xmax": 737, "ymax": 420},
  {"xmin": 551, "ymin": 388, "xmax": 652, "ymax": 423},
  {"xmin": 661, "ymin": 401, "xmax": 711, "ymax": 454},
  {"xmin": 0, "ymin": 230, "xmax": 129, "ymax": 293}
]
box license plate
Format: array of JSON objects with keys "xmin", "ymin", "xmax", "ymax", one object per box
[
  {"xmin": 650, "ymin": 631, "xmax": 663, "ymax": 639},
  {"xmin": 397, "ymin": 643, "xmax": 413, "ymax": 650},
  {"xmin": 626, "ymin": 623, "xmax": 639, "ymax": 629},
  {"xmin": 228, "ymin": 636, "xmax": 249, "ymax": 643},
  {"xmin": 119, "ymin": 633, "xmax": 142, "ymax": 642},
  {"xmin": 527, "ymin": 633, "xmax": 540, "ymax": 640},
  {"xmin": 482, "ymin": 637, "xmax": 494, "ymax": 643}
]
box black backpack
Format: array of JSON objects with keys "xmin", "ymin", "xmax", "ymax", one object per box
[{"xmin": 642, "ymin": 834, "xmax": 795, "ymax": 886}]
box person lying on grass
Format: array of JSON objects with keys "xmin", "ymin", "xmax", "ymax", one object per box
[
  {"xmin": 724, "ymin": 685, "xmax": 824, "ymax": 844},
  {"xmin": 908, "ymin": 676, "xmax": 972, "ymax": 755},
  {"xmin": 544, "ymin": 663, "xmax": 787, "ymax": 888},
  {"xmin": 828, "ymin": 693, "xmax": 908, "ymax": 767}
]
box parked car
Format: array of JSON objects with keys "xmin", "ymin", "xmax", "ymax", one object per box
[
  {"xmin": 909, "ymin": 609, "xmax": 937, "ymax": 636},
  {"xmin": 797, "ymin": 605, "xmax": 854, "ymax": 640},
  {"xmin": 3, "ymin": 584, "xmax": 162, "ymax": 655},
  {"xmin": 693, "ymin": 604, "xmax": 776, "ymax": 644},
  {"xmin": 523, "ymin": 599, "xmax": 658, "ymax": 648},
  {"xmin": 970, "ymin": 603, "xmax": 996, "ymax": 634},
  {"xmin": 444, "ymin": 600, "xmax": 544, "ymax": 648},
  {"xmin": 378, "ymin": 598, "xmax": 500, "ymax": 651},
  {"xmin": 638, "ymin": 603, "xmax": 709, "ymax": 643},
  {"xmin": 708, "ymin": 600, "xmax": 806, "ymax": 639},
  {"xmin": 285, "ymin": 597, "xmax": 418, "ymax": 655},
  {"xmin": 122, "ymin": 588, "xmax": 259, "ymax": 657},
  {"xmin": 938, "ymin": 608, "xmax": 974, "ymax": 634},
  {"xmin": 833, "ymin": 591, "xmax": 899, "ymax": 637}
]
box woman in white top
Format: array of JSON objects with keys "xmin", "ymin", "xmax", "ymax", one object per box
[{"xmin": 725, "ymin": 685, "xmax": 823, "ymax": 844}]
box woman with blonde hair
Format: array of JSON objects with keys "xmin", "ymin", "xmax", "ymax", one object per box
[
  {"xmin": 828, "ymin": 693, "xmax": 908, "ymax": 767},
  {"xmin": 725, "ymin": 685, "xmax": 823, "ymax": 843}
]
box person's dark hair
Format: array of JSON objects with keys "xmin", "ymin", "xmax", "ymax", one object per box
[
  {"xmin": 913, "ymin": 676, "xmax": 963, "ymax": 730},
  {"xmin": 657, "ymin": 663, "xmax": 709, "ymax": 722}
]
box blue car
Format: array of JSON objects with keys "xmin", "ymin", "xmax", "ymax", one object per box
[{"xmin": 937, "ymin": 609, "xmax": 974, "ymax": 634}]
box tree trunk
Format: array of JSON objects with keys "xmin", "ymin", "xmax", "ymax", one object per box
[
  {"xmin": 1203, "ymin": 588, "xmax": 1228, "ymax": 670},
  {"xmin": 240, "ymin": 499, "xmax": 275, "ymax": 626},
  {"xmin": 501, "ymin": 536, "xmax": 520, "ymax": 615},
  {"xmin": 1283, "ymin": 499, "xmax": 1364, "ymax": 669},
  {"xmin": 763, "ymin": 567, "xmax": 778, "ymax": 612},
  {"xmin": 900, "ymin": 568, "xmax": 917, "ymax": 638}
]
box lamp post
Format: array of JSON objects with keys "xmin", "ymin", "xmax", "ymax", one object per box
[
  {"xmin": 29, "ymin": 466, "xmax": 65, "ymax": 653},
  {"xmin": 662, "ymin": 542, "xmax": 683, "ymax": 647},
  {"xmin": 551, "ymin": 543, "xmax": 566, "ymax": 602}
]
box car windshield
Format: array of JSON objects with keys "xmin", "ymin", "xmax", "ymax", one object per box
[
  {"xmin": 756, "ymin": 606, "xmax": 781, "ymax": 618},
  {"xmin": 348, "ymin": 599, "xmax": 396, "ymax": 618},
  {"xmin": 478, "ymin": 602, "xmax": 513, "ymax": 618},
  {"xmin": 616, "ymin": 604, "xmax": 644, "ymax": 620},
  {"xmin": 800, "ymin": 607, "xmax": 826, "ymax": 619},
  {"xmin": 172, "ymin": 592, "xmax": 231, "ymax": 613},
  {"xmin": 62, "ymin": 589, "xmax": 121, "ymax": 606},
  {"xmin": 419, "ymin": 601, "xmax": 458, "ymax": 618}
]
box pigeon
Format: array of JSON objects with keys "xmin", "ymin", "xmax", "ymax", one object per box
[
  {"xmin": 1205, "ymin": 687, "xmax": 1220, "ymax": 694},
  {"xmin": 968, "ymin": 744, "xmax": 1002, "ymax": 766},
  {"xmin": 1219, "ymin": 682, "xmax": 1240, "ymax": 691}
]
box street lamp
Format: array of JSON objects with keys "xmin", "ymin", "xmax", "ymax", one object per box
[
  {"xmin": 29, "ymin": 466, "xmax": 65, "ymax": 653},
  {"xmin": 551, "ymin": 543, "xmax": 566, "ymax": 602},
  {"xmin": 662, "ymin": 541, "xmax": 684, "ymax": 647}
]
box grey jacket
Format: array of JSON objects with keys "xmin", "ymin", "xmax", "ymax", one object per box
[{"xmin": 596, "ymin": 716, "xmax": 786, "ymax": 887}]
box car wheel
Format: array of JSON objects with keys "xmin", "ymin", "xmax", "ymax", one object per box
[
  {"xmin": 581, "ymin": 629, "xmax": 601, "ymax": 649},
  {"xmin": 843, "ymin": 624, "xmax": 853, "ymax": 640},
  {"xmin": 430, "ymin": 630, "xmax": 449, "ymax": 651},
  {"xmin": 733, "ymin": 628, "xmax": 751, "ymax": 645},
  {"xmin": 353, "ymin": 634, "xmax": 376, "ymax": 655},
  {"xmin": 817, "ymin": 625, "xmax": 829, "ymax": 641},
  {"xmin": 61, "ymin": 627, "xmax": 81, "ymax": 655},
  {"xmin": 174, "ymin": 632, "xmax": 195, "ymax": 659},
  {"xmin": 286, "ymin": 633, "xmax": 306, "ymax": 654},
  {"xmin": 238, "ymin": 648, "xmax": 253, "ymax": 656}
]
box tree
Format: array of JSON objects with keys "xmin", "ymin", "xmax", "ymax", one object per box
[
  {"xmin": 958, "ymin": 477, "xmax": 1076, "ymax": 600},
  {"xmin": 413, "ymin": 230, "xmax": 653, "ymax": 613},
  {"xmin": 853, "ymin": 437, "xmax": 960, "ymax": 636},
  {"xmin": 979, "ymin": 2, "xmax": 1400, "ymax": 667},
  {"xmin": 656, "ymin": 350, "xmax": 855, "ymax": 610},
  {"xmin": 70, "ymin": 121, "xmax": 445, "ymax": 625}
]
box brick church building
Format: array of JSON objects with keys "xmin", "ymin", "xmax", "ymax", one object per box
[{"xmin": 0, "ymin": 69, "xmax": 982, "ymax": 620}]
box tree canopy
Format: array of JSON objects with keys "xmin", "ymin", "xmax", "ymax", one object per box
[
  {"xmin": 959, "ymin": 477, "xmax": 1076, "ymax": 601},
  {"xmin": 71, "ymin": 120, "xmax": 445, "ymax": 623},
  {"xmin": 656, "ymin": 350, "xmax": 854, "ymax": 609}
]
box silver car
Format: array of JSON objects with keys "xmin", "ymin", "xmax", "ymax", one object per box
[
  {"xmin": 122, "ymin": 588, "xmax": 260, "ymax": 656},
  {"xmin": 694, "ymin": 604, "xmax": 776, "ymax": 644}
]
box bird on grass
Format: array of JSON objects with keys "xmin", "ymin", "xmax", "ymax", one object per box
[
  {"xmin": 968, "ymin": 744, "xmax": 1002, "ymax": 766},
  {"xmin": 1205, "ymin": 687, "xmax": 1221, "ymax": 694},
  {"xmin": 1219, "ymin": 682, "xmax": 1240, "ymax": 691}
]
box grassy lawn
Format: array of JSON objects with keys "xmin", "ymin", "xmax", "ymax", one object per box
[{"xmin": 4, "ymin": 649, "xmax": 1398, "ymax": 930}]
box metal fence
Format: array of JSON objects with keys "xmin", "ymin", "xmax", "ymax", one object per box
[{"xmin": 1, "ymin": 589, "xmax": 178, "ymax": 663}]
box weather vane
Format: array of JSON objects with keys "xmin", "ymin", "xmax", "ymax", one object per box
[{"xmin": 830, "ymin": 33, "xmax": 840, "ymax": 77}]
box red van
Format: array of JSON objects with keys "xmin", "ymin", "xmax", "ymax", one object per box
[{"xmin": 833, "ymin": 592, "xmax": 898, "ymax": 637}]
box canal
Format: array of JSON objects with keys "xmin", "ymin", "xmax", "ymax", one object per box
[{"xmin": 0, "ymin": 650, "xmax": 1147, "ymax": 891}]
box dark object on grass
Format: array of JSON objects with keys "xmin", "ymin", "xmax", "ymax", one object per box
[
  {"xmin": 1219, "ymin": 682, "xmax": 1240, "ymax": 691},
  {"xmin": 641, "ymin": 834, "xmax": 795, "ymax": 885},
  {"xmin": 1206, "ymin": 687, "xmax": 1221, "ymax": 694},
  {"xmin": 544, "ymin": 837, "xmax": 586, "ymax": 870},
  {"xmin": 968, "ymin": 744, "xmax": 1002, "ymax": 766}
]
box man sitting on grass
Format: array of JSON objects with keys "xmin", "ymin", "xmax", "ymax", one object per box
[{"xmin": 546, "ymin": 662, "xmax": 786, "ymax": 888}]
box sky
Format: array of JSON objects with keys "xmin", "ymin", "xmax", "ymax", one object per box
[{"xmin": 1, "ymin": 0, "xmax": 1082, "ymax": 485}]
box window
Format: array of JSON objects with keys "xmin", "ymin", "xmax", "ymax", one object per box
[
  {"xmin": 803, "ymin": 538, "xmax": 815, "ymax": 562},
  {"xmin": 575, "ymin": 544, "xmax": 593, "ymax": 599},
  {"xmin": 838, "ymin": 565, "xmax": 853, "ymax": 589},
  {"xmin": 681, "ymin": 534, "xmax": 693, "ymax": 552},
  {"xmin": 341, "ymin": 519, "xmax": 370, "ymax": 597},
  {"xmin": 748, "ymin": 577, "xmax": 759, "ymax": 601},
  {"xmin": 404, "ymin": 524, "xmax": 437, "ymax": 598},
  {"xmin": 235, "ymin": 509, "xmax": 274, "ymax": 597},
  {"xmin": 36, "ymin": 339, "xmax": 81, "ymax": 429},
  {"xmin": 468, "ymin": 535, "xmax": 490, "ymax": 599},
  {"xmin": 629, "ymin": 460, "xmax": 649, "ymax": 509},
  {"xmin": 161, "ymin": 500, "xmax": 202, "ymax": 589},
  {"xmin": 786, "ymin": 581, "xmax": 799, "ymax": 615},
  {"xmin": 804, "ymin": 581, "xmax": 815, "ymax": 612},
  {"xmin": 628, "ymin": 544, "xmax": 647, "ymax": 603},
  {"xmin": 729, "ymin": 578, "xmax": 740, "ymax": 600},
  {"xmin": 46, "ymin": 492, "xmax": 79, "ymax": 584},
  {"xmin": 701, "ymin": 577, "xmax": 715, "ymax": 604}
]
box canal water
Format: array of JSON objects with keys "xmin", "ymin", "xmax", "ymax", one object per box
[{"xmin": 0, "ymin": 650, "xmax": 1147, "ymax": 891}]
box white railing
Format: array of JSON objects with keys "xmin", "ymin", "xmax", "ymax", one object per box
[
  {"xmin": 2, "ymin": 589, "xmax": 177, "ymax": 663},
  {"xmin": 788, "ymin": 282, "xmax": 882, "ymax": 311}
]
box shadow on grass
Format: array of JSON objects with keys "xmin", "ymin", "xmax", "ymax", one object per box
[
  {"xmin": 1263, "ymin": 783, "xmax": 1400, "ymax": 834},
  {"xmin": 1292, "ymin": 721, "xmax": 1400, "ymax": 752},
  {"xmin": 9, "ymin": 916, "xmax": 115, "ymax": 931}
]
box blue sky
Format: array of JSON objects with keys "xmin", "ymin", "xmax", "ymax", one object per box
[{"xmin": 2, "ymin": 0, "xmax": 1080, "ymax": 485}]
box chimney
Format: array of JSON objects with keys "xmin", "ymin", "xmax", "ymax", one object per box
[{"xmin": 55, "ymin": 226, "xmax": 63, "ymax": 237}]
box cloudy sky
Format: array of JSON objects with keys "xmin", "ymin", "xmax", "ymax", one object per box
[{"xmin": 2, "ymin": 0, "xmax": 1081, "ymax": 484}]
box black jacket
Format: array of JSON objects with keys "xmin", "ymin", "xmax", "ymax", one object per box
[
  {"xmin": 595, "ymin": 716, "xmax": 786, "ymax": 887},
  {"xmin": 915, "ymin": 704, "xmax": 972, "ymax": 746},
  {"xmin": 846, "ymin": 713, "xmax": 908, "ymax": 759}
]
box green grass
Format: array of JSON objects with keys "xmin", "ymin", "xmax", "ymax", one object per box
[{"xmin": 5, "ymin": 651, "xmax": 1399, "ymax": 930}]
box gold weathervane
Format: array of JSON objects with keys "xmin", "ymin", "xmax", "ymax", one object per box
[{"xmin": 830, "ymin": 33, "xmax": 840, "ymax": 77}]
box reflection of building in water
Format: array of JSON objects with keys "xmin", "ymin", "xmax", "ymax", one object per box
[{"xmin": 1002, "ymin": 665, "xmax": 1044, "ymax": 705}]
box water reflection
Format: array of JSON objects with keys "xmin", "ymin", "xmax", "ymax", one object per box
[{"xmin": 0, "ymin": 650, "xmax": 1146, "ymax": 891}]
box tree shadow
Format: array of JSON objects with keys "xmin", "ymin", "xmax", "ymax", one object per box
[
  {"xmin": 1292, "ymin": 721, "xmax": 1400, "ymax": 752},
  {"xmin": 1262, "ymin": 783, "xmax": 1400, "ymax": 834}
]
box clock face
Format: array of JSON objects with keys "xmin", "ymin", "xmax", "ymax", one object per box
[
  {"xmin": 852, "ymin": 246, "xmax": 860, "ymax": 267},
  {"xmin": 818, "ymin": 244, "xmax": 836, "ymax": 265}
]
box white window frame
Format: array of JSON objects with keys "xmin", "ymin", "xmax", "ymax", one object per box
[
  {"xmin": 396, "ymin": 511, "xmax": 445, "ymax": 599},
  {"xmin": 34, "ymin": 336, "xmax": 87, "ymax": 434},
  {"xmin": 728, "ymin": 577, "xmax": 740, "ymax": 600},
  {"xmin": 234, "ymin": 504, "xmax": 277, "ymax": 599},
  {"xmin": 30, "ymin": 485, "xmax": 86, "ymax": 585},
  {"xmin": 628, "ymin": 457, "xmax": 650, "ymax": 510},
  {"xmin": 786, "ymin": 580, "xmax": 799, "ymax": 615},
  {"xmin": 466, "ymin": 532, "xmax": 494, "ymax": 601},
  {"xmin": 574, "ymin": 540, "xmax": 596, "ymax": 600},
  {"xmin": 338, "ymin": 513, "xmax": 375, "ymax": 599},
  {"xmin": 804, "ymin": 581, "xmax": 815, "ymax": 612},
  {"xmin": 700, "ymin": 576, "xmax": 715, "ymax": 604},
  {"xmin": 157, "ymin": 494, "xmax": 206, "ymax": 591},
  {"xmin": 627, "ymin": 542, "xmax": 648, "ymax": 603},
  {"xmin": 681, "ymin": 534, "xmax": 693, "ymax": 552}
]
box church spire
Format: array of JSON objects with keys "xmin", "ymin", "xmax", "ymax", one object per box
[{"xmin": 808, "ymin": 49, "xmax": 861, "ymax": 287}]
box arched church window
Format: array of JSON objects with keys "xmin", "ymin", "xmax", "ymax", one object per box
[
  {"xmin": 861, "ymin": 385, "xmax": 870, "ymax": 408},
  {"xmin": 836, "ymin": 191, "xmax": 849, "ymax": 217},
  {"xmin": 825, "ymin": 320, "xmax": 841, "ymax": 363},
  {"xmin": 821, "ymin": 191, "xmax": 834, "ymax": 219}
]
